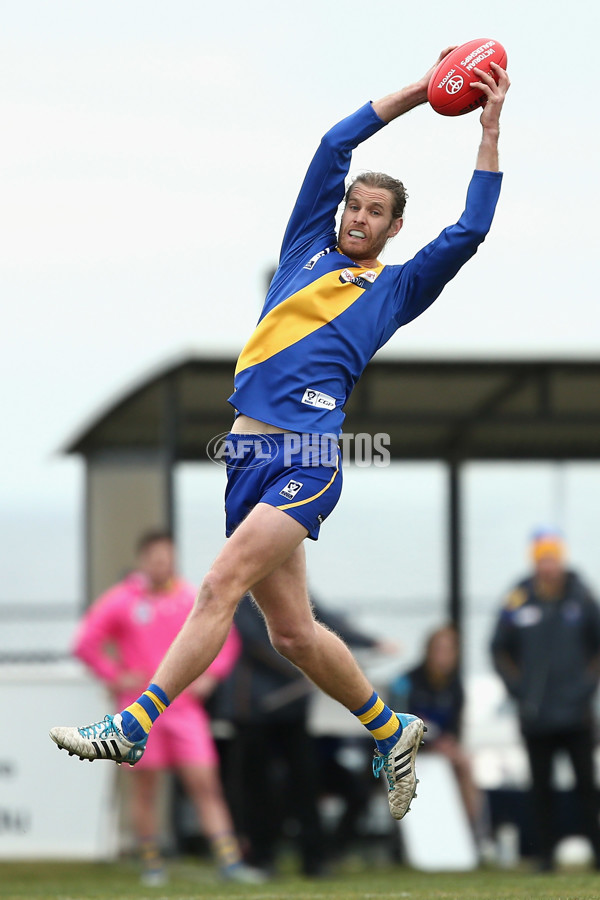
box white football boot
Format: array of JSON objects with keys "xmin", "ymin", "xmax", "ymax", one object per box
[
  {"xmin": 372, "ymin": 713, "xmax": 426, "ymax": 820},
  {"xmin": 50, "ymin": 713, "xmax": 147, "ymax": 766}
]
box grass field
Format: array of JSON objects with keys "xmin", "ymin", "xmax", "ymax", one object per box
[{"xmin": 1, "ymin": 861, "xmax": 600, "ymax": 900}]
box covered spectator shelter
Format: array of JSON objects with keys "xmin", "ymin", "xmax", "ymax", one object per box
[{"xmin": 64, "ymin": 355, "xmax": 600, "ymax": 625}]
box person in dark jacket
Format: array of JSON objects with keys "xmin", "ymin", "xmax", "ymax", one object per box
[
  {"xmin": 389, "ymin": 624, "xmax": 483, "ymax": 831},
  {"xmin": 215, "ymin": 593, "xmax": 395, "ymax": 876},
  {"xmin": 491, "ymin": 528, "xmax": 600, "ymax": 870}
]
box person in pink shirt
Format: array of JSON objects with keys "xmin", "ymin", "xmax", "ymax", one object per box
[{"xmin": 73, "ymin": 530, "xmax": 260, "ymax": 886}]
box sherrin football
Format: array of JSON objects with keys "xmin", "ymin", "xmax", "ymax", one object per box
[{"xmin": 427, "ymin": 39, "xmax": 507, "ymax": 117}]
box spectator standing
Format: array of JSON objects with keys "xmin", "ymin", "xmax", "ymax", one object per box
[
  {"xmin": 491, "ymin": 528, "xmax": 600, "ymax": 871},
  {"xmin": 73, "ymin": 531, "xmax": 260, "ymax": 885}
]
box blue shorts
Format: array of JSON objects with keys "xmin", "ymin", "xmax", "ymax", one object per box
[{"xmin": 223, "ymin": 432, "xmax": 343, "ymax": 541}]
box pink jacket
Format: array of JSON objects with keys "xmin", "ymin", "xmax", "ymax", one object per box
[{"xmin": 73, "ymin": 572, "xmax": 240, "ymax": 708}]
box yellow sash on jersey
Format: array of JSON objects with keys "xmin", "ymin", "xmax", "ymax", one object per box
[{"xmin": 235, "ymin": 265, "xmax": 384, "ymax": 375}]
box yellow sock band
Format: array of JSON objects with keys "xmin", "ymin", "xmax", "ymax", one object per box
[
  {"xmin": 123, "ymin": 701, "xmax": 153, "ymax": 734},
  {"xmin": 123, "ymin": 688, "xmax": 169, "ymax": 735},
  {"xmin": 145, "ymin": 689, "xmax": 168, "ymax": 715},
  {"xmin": 352, "ymin": 691, "xmax": 401, "ymax": 748},
  {"xmin": 356, "ymin": 696, "xmax": 385, "ymax": 726},
  {"xmin": 212, "ymin": 833, "xmax": 241, "ymax": 868}
]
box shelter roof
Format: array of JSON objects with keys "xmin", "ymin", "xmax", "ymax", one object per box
[{"xmin": 64, "ymin": 356, "xmax": 600, "ymax": 461}]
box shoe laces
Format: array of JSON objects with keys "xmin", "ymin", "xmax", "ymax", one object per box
[
  {"xmin": 372, "ymin": 753, "xmax": 394, "ymax": 789},
  {"xmin": 78, "ymin": 714, "xmax": 119, "ymax": 740}
]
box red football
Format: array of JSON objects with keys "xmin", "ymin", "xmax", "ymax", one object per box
[{"xmin": 427, "ymin": 39, "xmax": 507, "ymax": 117}]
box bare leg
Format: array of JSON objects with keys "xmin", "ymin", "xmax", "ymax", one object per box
[
  {"xmin": 453, "ymin": 753, "xmax": 483, "ymax": 826},
  {"xmin": 435, "ymin": 737, "xmax": 483, "ymax": 826},
  {"xmin": 177, "ymin": 763, "xmax": 235, "ymax": 839},
  {"xmin": 130, "ymin": 769, "xmax": 160, "ymax": 843},
  {"xmin": 152, "ymin": 504, "xmax": 308, "ymax": 700},
  {"xmin": 251, "ymin": 543, "xmax": 374, "ymax": 711}
]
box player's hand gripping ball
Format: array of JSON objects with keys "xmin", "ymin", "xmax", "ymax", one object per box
[{"xmin": 427, "ymin": 39, "xmax": 507, "ymax": 116}]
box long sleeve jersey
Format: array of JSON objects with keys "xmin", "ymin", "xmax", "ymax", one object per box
[
  {"xmin": 229, "ymin": 101, "xmax": 503, "ymax": 434},
  {"xmin": 73, "ymin": 572, "xmax": 240, "ymax": 709}
]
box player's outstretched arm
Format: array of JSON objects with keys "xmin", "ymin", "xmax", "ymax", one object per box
[
  {"xmin": 472, "ymin": 61, "xmax": 510, "ymax": 172},
  {"xmin": 372, "ymin": 46, "xmax": 456, "ymax": 123}
]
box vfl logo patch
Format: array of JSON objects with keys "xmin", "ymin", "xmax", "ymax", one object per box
[
  {"xmin": 279, "ymin": 479, "xmax": 303, "ymax": 501},
  {"xmin": 304, "ymin": 246, "xmax": 334, "ymax": 271},
  {"xmin": 302, "ymin": 389, "xmax": 336, "ymax": 411}
]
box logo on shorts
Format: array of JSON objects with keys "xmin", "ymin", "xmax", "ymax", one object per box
[
  {"xmin": 301, "ymin": 389, "xmax": 336, "ymax": 411},
  {"xmin": 279, "ymin": 479, "xmax": 303, "ymax": 501}
]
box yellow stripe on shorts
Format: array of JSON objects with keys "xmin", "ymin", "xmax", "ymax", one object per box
[{"xmin": 276, "ymin": 451, "xmax": 340, "ymax": 511}]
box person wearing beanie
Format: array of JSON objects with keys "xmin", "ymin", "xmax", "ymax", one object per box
[{"xmin": 491, "ymin": 528, "xmax": 600, "ymax": 871}]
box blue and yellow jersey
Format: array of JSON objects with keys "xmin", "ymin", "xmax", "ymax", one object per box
[{"xmin": 229, "ymin": 102, "xmax": 503, "ymax": 434}]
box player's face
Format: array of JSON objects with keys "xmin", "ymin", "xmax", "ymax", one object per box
[{"xmin": 338, "ymin": 185, "xmax": 403, "ymax": 266}]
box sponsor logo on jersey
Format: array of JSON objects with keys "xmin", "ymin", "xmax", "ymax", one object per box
[
  {"xmin": 279, "ymin": 479, "xmax": 303, "ymax": 501},
  {"xmin": 339, "ymin": 268, "xmax": 377, "ymax": 290},
  {"xmin": 301, "ymin": 389, "xmax": 337, "ymax": 411}
]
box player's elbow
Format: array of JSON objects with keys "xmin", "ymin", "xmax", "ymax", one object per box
[
  {"xmin": 319, "ymin": 129, "xmax": 338, "ymax": 151},
  {"xmin": 465, "ymin": 208, "xmax": 497, "ymax": 244},
  {"xmin": 455, "ymin": 215, "xmax": 490, "ymax": 246}
]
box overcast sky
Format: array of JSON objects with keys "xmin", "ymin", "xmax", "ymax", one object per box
[{"xmin": 2, "ymin": 0, "xmax": 599, "ymax": 522}]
